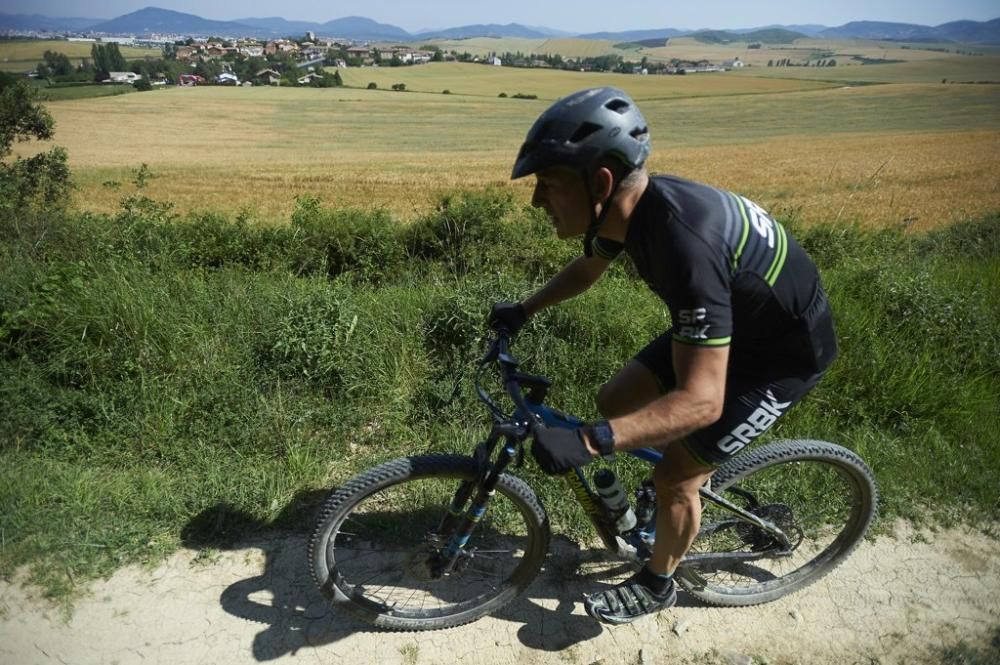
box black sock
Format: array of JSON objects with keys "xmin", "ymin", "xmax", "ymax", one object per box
[{"xmin": 636, "ymin": 565, "xmax": 673, "ymax": 596}]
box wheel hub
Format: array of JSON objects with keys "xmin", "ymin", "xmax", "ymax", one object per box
[{"xmin": 736, "ymin": 503, "xmax": 803, "ymax": 552}]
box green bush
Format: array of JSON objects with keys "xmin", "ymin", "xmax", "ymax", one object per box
[
  {"xmin": 289, "ymin": 195, "xmax": 405, "ymax": 282},
  {"xmin": 1, "ymin": 185, "xmax": 998, "ymax": 599}
]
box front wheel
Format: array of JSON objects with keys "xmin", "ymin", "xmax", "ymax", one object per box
[
  {"xmin": 308, "ymin": 454, "xmax": 550, "ymax": 630},
  {"xmin": 678, "ymin": 439, "xmax": 878, "ymax": 607}
]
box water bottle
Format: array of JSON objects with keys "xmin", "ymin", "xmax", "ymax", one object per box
[{"xmin": 593, "ymin": 469, "xmax": 637, "ymax": 533}]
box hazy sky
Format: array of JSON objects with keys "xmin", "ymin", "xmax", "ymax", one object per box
[{"xmin": 7, "ymin": 0, "xmax": 999, "ymax": 33}]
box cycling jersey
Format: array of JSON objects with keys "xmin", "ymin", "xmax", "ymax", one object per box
[{"xmin": 593, "ymin": 175, "xmax": 837, "ymax": 376}]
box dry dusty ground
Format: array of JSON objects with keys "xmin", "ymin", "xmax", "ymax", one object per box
[{"xmin": 2, "ymin": 522, "xmax": 998, "ymax": 665}]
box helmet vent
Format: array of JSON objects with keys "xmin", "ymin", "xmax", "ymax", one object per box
[
  {"xmin": 605, "ymin": 98, "xmax": 630, "ymax": 114},
  {"xmin": 630, "ymin": 126, "xmax": 649, "ymax": 139},
  {"xmin": 569, "ymin": 121, "xmax": 602, "ymax": 144}
]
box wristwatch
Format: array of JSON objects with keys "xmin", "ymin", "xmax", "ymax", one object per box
[{"xmin": 586, "ymin": 420, "xmax": 616, "ymax": 460}]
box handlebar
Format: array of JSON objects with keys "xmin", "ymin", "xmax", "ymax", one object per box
[{"xmin": 476, "ymin": 331, "xmax": 552, "ymax": 434}]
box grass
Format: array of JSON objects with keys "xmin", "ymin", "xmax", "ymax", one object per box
[
  {"xmin": 0, "ymin": 187, "xmax": 997, "ymax": 600},
  {"xmin": 34, "ymin": 83, "xmax": 139, "ymax": 102},
  {"xmin": 0, "ymin": 39, "xmax": 162, "ymax": 73},
  {"xmin": 335, "ymin": 61, "xmax": 836, "ymax": 98},
  {"xmin": 735, "ymin": 54, "xmax": 1000, "ymax": 84},
  {"xmin": 10, "ymin": 77, "xmax": 1000, "ymax": 227}
]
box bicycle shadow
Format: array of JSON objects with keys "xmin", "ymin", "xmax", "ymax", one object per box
[{"xmin": 182, "ymin": 498, "xmax": 703, "ymax": 660}]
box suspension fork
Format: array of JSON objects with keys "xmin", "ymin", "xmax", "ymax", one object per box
[{"xmin": 434, "ymin": 430, "xmax": 521, "ymax": 575}]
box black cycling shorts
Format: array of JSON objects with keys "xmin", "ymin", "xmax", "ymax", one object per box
[{"xmin": 635, "ymin": 332, "xmax": 824, "ymax": 467}]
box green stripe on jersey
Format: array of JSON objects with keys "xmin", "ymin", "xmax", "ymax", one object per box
[
  {"xmin": 731, "ymin": 194, "xmax": 750, "ymax": 271},
  {"xmin": 674, "ymin": 335, "xmax": 733, "ymax": 347},
  {"xmin": 765, "ymin": 222, "xmax": 788, "ymax": 285}
]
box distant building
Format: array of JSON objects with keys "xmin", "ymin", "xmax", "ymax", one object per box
[
  {"xmin": 255, "ymin": 68, "xmax": 282, "ymax": 86},
  {"xmin": 723, "ymin": 57, "xmax": 745, "ymax": 69},
  {"xmin": 105, "ymin": 71, "xmax": 141, "ymax": 84},
  {"xmin": 297, "ymin": 72, "xmax": 323, "ymax": 85}
]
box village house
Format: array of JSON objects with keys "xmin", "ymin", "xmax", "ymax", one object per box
[
  {"xmin": 255, "ymin": 68, "xmax": 282, "ymax": 86},
  {"xmin": 723, "ymin": 57, "xmax": 745, "ymax": 69},
  {"xmin": 297, "ymin": 72, "xmax": 323, "ymax": 85},
  {"xmin": 265, "ymin": 40, "xmax": 300, "ymax": 56},
  {"xmin": 345, "ymin": 45, "xmax": 371, "ymax": 59},
  {"xmin": 239, "ymin": 45, "xmax": 264, "ymax": 58}
]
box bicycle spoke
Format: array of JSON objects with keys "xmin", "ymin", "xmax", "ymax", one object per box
[{"xmin": 317, "ymin": 466, "xmax": 541, "ymax": 622}]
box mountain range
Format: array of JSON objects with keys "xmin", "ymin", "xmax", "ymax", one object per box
[{"xmin": 2, "ymin": 7, "xmax": 999, "ymax": 44}]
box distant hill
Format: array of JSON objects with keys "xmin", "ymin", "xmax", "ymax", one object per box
[
  {"xmin": 934, "ymin": 17, "xmax": 1000, "ymax": 43},
  {"xmin": 415, "ymin": 23, "xmax": 552, "ymax": 39},
  {"xmin": 232, "ymin": 16, "xmax": 326, "ymax": 37},
  {"xmin": 689, "ymin": 28, "xmax": 807, "ymax": 44},
  {"xmin": 87, "ymin": 7, "xmax": 264, "ymax": 37},
  {"xmin": 818, "ymin": 19, "xmax": 1000, "ymax": 43},
  {"xmin": 730, "ymin": 24, "xmax": 828, "ymax": 37},
  {"xmin": 0, "ymin": 12, "xmax": 100, "ymax": 32},
  {"xmin": 2, "ymin": 8, "xmax": 998, "ymax": 44},
  {"xmin": 320, "ymin": 16, "xmax": 410, "ymax": 41},
  {"xmin": 579, "ymin": 28, "xmax": 687, "ymax": 41},
  {"xmin": 819, "ymin": 21, "xmax": 940, "ymax": 40}
]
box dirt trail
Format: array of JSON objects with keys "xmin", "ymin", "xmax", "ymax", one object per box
[{"xmin": 2, "ymin": 522, "xmax": 998, "ymax": 665}]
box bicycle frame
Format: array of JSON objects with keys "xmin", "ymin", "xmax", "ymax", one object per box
[{"xmin": 432, "ymin": 332, "xmax": 795, "ymax": 576}]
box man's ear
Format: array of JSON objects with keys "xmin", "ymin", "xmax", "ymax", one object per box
[{"xmin": 591, "ymin": 167, "xmax": 615, "ymax": 203}]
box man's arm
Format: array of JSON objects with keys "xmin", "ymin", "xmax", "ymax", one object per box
[
  {"xmin": 598, "ymin": 343, "xmax": 729, "ymax": 453},
  {"xmin": 522, "ymin": 254, "xmax": 612, "ymax": 316}
]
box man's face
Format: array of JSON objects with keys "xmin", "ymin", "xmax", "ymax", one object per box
[{"xmin": 531, "ymin": 167, "xmax": 591, "ymax": 240}]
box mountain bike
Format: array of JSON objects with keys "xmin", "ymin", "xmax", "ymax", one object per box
[{"xmin": 308, "ymin": 331, "xmax": 878, "ymax": 631}]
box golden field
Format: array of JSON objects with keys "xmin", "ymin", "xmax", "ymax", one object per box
[
  {"xmin": 10, "ymin": 61, "xmax": 1000, "ymax": 230},
  {"xmin": 0, "ymin": 39, "xmax": 161, "ymax": 72}
]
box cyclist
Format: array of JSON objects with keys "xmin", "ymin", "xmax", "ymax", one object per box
[{"xmin": 489, "ymin": 87, "xmax": 838, "ymax": 625}]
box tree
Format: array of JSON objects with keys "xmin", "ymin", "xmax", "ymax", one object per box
[
  {"xmin": 90, "ymin": 43, "xmax": 128, "ymax": 80},
  {"xmin": 42, "ymin": 50, "xmax": 74, "ymax": 77},
  {"xmin": 0, "ymin": 81, "xmax": 71, "ymax": 213},
  {"xmin": 133, "ymin": 77, "xmax": 153, "ymax": 92}
]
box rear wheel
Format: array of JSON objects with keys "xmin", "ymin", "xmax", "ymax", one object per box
[
  {"xmin": 678, "ymin": 439, "xmax": 878, "ymax": 606},
  {"xmin": 308, "ymin": 454, "xmax": 550, "ymax": 630}
]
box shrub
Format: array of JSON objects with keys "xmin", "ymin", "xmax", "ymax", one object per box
[
  {"xmin": 367, "ymin": 82, "xmax": 377, "ymax": 89},
  {"xmin": 289, "ymin": 195, "xmax": 405, "ymax": 282},
  {"xmin": 498, "ymin": 92, "xmax": 508, "ymax": 98},
  {"xmin": 404, "ymin": 189, "xmax": 517, "ymax": 275}
]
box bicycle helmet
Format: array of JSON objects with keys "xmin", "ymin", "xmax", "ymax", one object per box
[{"xmin": 511, "ymin": 87, "xmax": 651, "ymax": 180}]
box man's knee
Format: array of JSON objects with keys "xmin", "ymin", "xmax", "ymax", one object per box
[
  {"xmin": 653, "ymin": 445, "xmax": 714, "ymax": 497},
  {"xmin": 596, "ymin": 361, "xmax": 662, "ymax": 419},
  {"xmin": 595, "ymin": 381, "xmax": 619, "ymax": 419}
]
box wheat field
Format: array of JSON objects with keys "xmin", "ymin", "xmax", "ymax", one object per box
[
  {"xmin": 12, "ymin": 62, "xmax": 1000, "ymax": 230},
  {"xmin": 0, "ymin": 39, "xmax": 162, "ymax": 72}
]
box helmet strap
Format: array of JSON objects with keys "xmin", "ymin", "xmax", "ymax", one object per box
[{"xmin": 581, "ymin": 167, "xmax": 625, "ymax": 258}]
